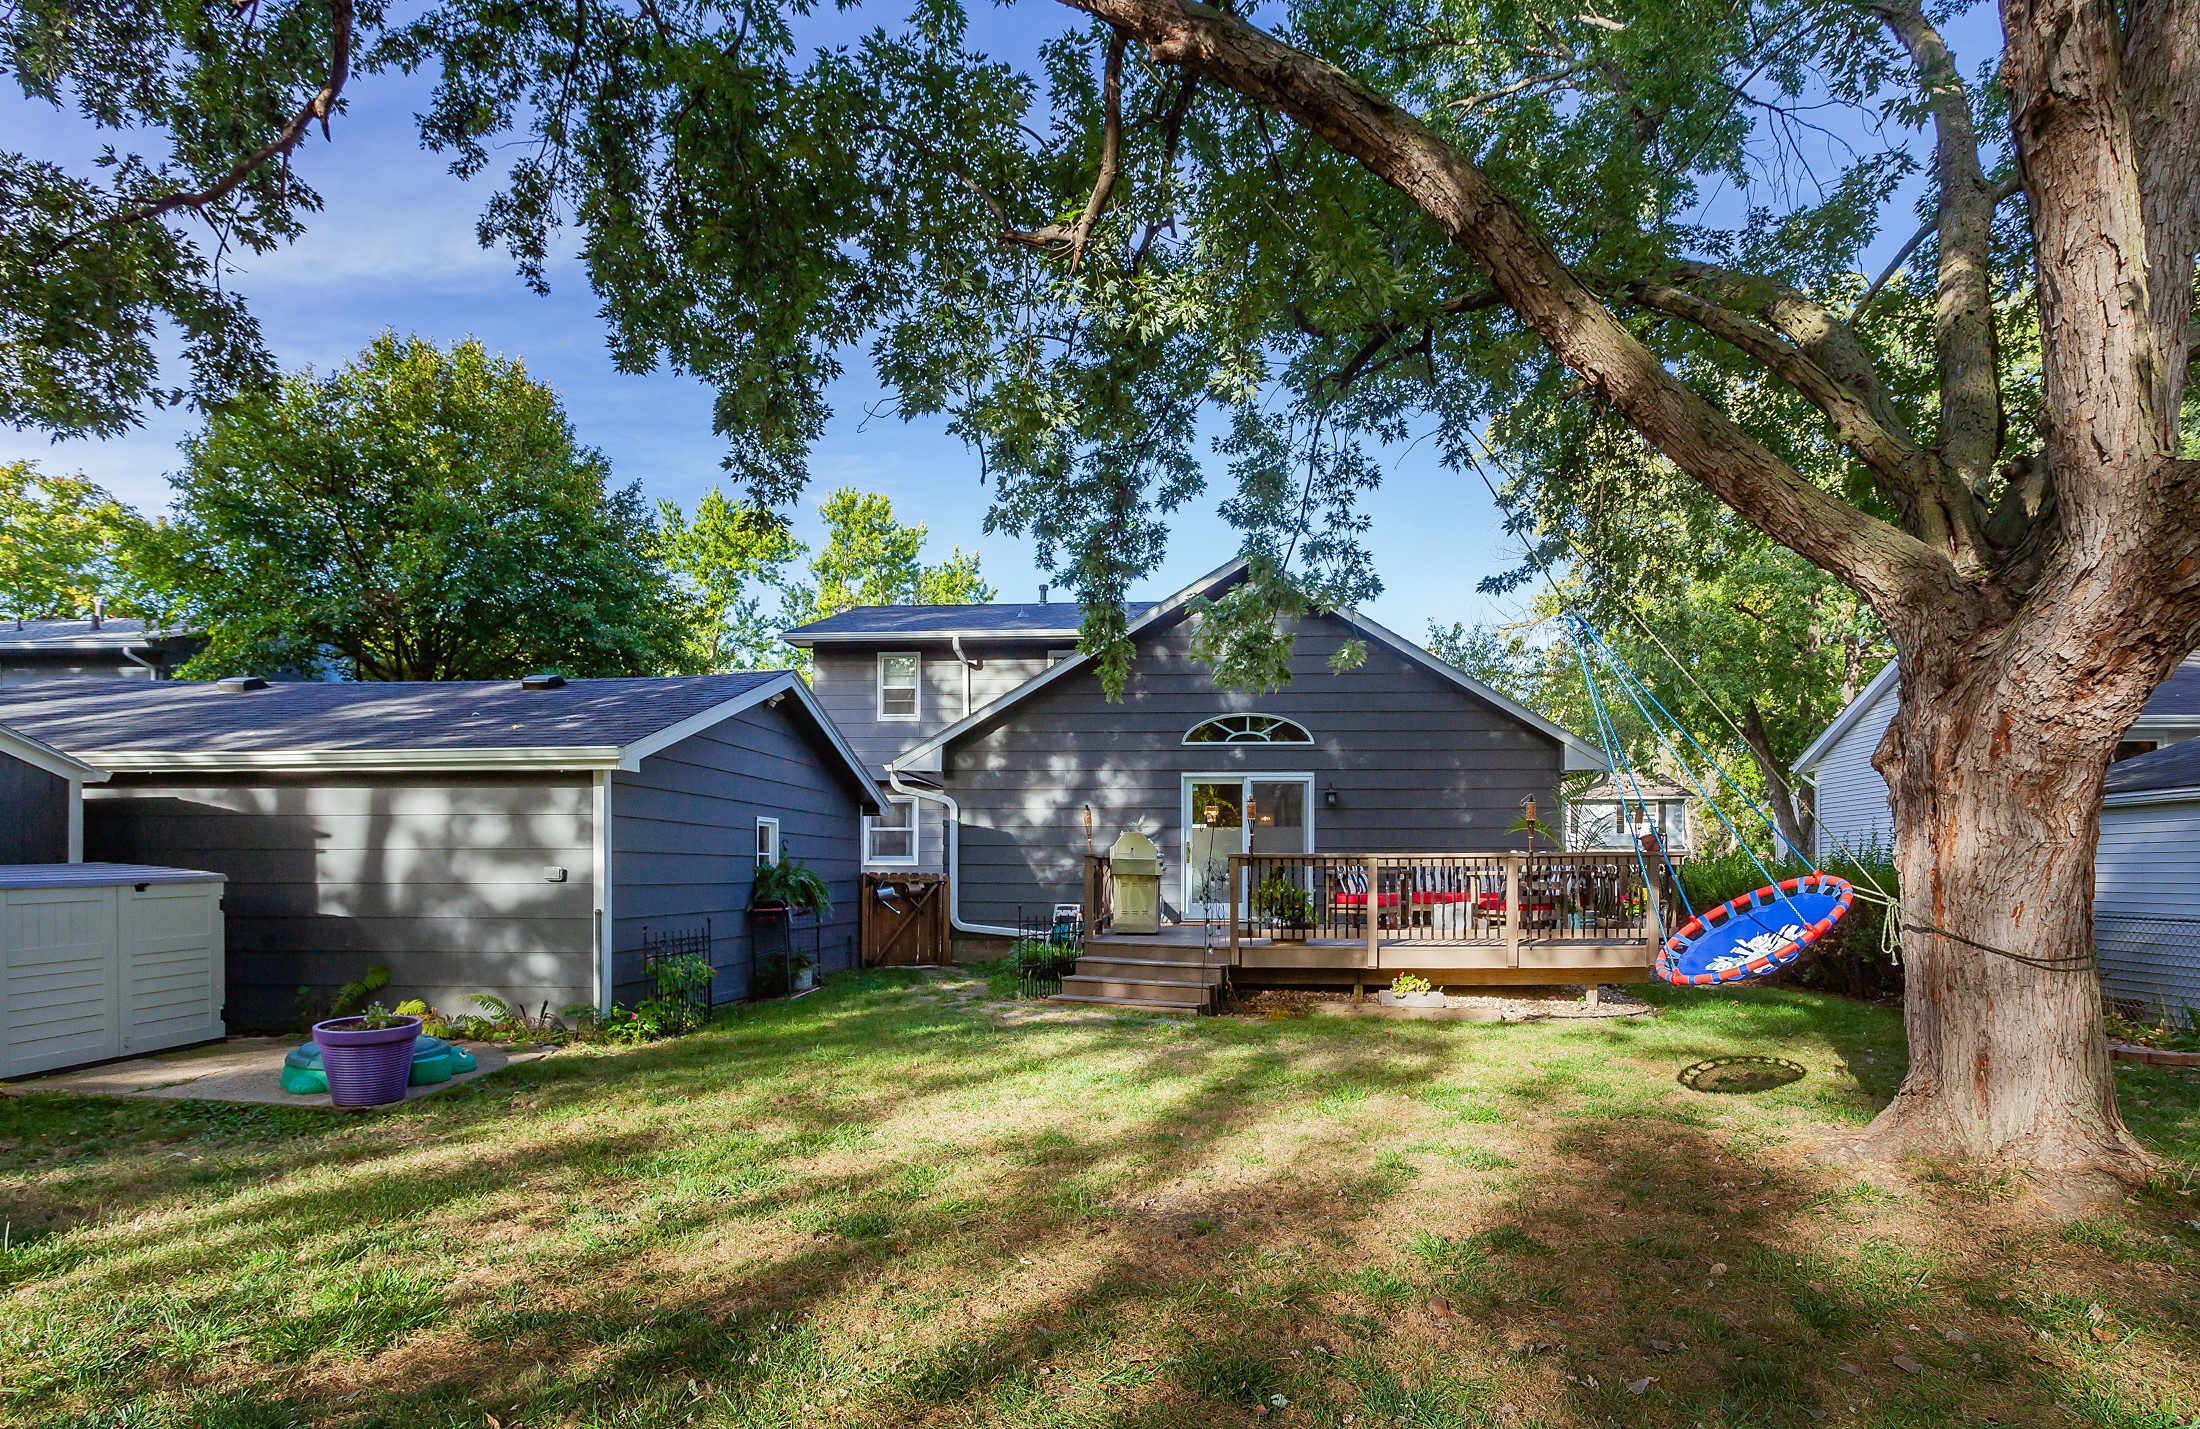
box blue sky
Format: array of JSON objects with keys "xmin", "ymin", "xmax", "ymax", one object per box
[{"xmin": 1, "ymin": 2, "xmax": 1999, "ymax": 635}]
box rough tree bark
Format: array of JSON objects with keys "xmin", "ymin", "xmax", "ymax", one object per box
[{"xmin": 1056, "ymin": 0, "xmax": 2200, "ymax": 1192}]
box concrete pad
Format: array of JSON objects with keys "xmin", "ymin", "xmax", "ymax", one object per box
[{"xmin": 9, "ymin": 1036, "xmax": 555, "ymax": 1109}]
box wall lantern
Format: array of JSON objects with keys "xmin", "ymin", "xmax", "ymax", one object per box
[{"xmin": 1323, "ymin": 784, "xmax": 1339, "ymax": 809}]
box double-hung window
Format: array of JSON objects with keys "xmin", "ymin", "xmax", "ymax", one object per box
[
  {"xmin": 756, "ymin": 816, "xmax": 781, "ymax": 866},
  {"xmin": 878, "ymin": 652, "xmax": 921, "ymax": 720},
  {"xmin": 865, "ymin": 797, "xmax": 918, "ymax": 866}
]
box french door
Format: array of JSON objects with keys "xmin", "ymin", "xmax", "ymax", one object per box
[{"xmin": 1182, "ymin": 774, "xmax": 1315, "ymax": 920}]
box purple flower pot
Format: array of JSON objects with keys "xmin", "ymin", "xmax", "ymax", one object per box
[{"xmin": 312, "ymin": 1016, "xmax": 423, "ymax": 1107}]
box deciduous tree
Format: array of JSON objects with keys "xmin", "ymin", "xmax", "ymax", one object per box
[
  {"xmin": 140, "ymin": 333, "xmax": 682, "ymax": 680},
  {"xmin": 0, "ymin": 461, "xmax": 150, "ymax": 621}
]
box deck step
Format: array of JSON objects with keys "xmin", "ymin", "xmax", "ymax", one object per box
[
  {"xmin": 1046, "ymin": 992, "xmax": 1207, "ymax": 1016},
  {"xmin": 1058, "ymin": 975, "xmax": 1213, "ymax": 1005},
  {"xmin": 1071, "ymin": 956, "xmax": 1225, "ymax": 984}
]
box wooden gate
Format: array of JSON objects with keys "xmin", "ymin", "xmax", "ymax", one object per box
[{"xmin": 860, "ymin": 873, "xmax": 948, "ymax": 967}]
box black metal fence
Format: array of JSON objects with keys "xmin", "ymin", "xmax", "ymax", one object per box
[
  {"xmin": 640, "ymin": 918, "xmax": 714, "ymax": 1032},
  {"xmin": 1014, "ymin": 905, "xmax": 1084, "ymax": 996}
]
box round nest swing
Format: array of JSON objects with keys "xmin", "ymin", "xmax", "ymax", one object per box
[{"xmin": 1655, "ymin": 873, "xmax": 1856, "ymax": 986}]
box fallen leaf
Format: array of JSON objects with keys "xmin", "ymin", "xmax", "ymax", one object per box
[
  {"xmin": 1709, "ymin": 1262, "xmax": 1728, "ymax": 1276},
  {"xmin": 1892, "ymin": 1356, "xmax": 1924, "ymax": 1375},
  {"xmin": 1428, "ymin": 1296, "xmax": 1453, "ymax": 1320},
  {"xmin": 1647, "ymin": 1339, "xmax": 1674, "ymax": 1353},
  {"xmin": 2090, "ymin": 1327, "xmax": 2117, "ymax": 1344},
  {"xmin": 2087, "ymin": 1302, "xmax": 2106, "ymax": 1322},
  {"xmin": 1627, "ymin": 1377, "xmax": 1654, "ymax": 1395}
]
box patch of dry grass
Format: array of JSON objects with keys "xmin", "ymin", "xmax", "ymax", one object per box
[{"xmin": 0, "ymin": 968, "xmax": 2195, "ymax": 1428}]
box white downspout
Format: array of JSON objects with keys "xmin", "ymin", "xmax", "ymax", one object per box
[
  {"xmin": 121, "ymin": 645, "xmax": 161, "ymax": 679},
  {"xmin": 949, "ymin": 635, "xmax": 977, "ymax": 717},
  {"xmin": 888, "ymin": 769, "xmax": 1022, "ymax": 937}
]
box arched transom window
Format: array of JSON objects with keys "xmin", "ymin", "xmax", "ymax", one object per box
[{"xmin": 1183, "ymin": 714, "xmax": 1314, "ymax": 745}]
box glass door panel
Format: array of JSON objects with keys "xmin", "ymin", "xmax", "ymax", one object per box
[
  {"xmin": 1185, "ymin": 781, "xmax": 1244, "ymax": 920},
  {"xmin": 1247, "ymin": 780, "xmax": 1308, "ymax": 855}
]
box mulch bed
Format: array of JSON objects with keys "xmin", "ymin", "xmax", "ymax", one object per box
[{"xmin": 1223, "ymin": 985, "xmax": 1652, "ymax": 1022}]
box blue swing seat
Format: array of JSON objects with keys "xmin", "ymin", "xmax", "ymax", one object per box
[{"xmin": 1656, "ymin": 873, "xmax": 1856, "ymax": 986}]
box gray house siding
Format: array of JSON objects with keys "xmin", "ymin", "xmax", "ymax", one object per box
[
  {"xmin": 0, "ymin": 750, "xmax": 70, "ymax": 863},
  {"xmin": 84, "ymin": 774, "xmax": 595, "ymax": 1029},
  {"xmin": 942, "ymin": 612, "xmax": 1566, "ymax": 927},
  {"xmin": 610, "ymin": 702, "xmax": 863, "ymax": 1004},
  {"xmin": 812, "ymin": 645, "xmax": 1054, "ymax": 874},
  {"xmin": 2094, "ymin": 797, "xmax": 2200, "ymax": 1017}
]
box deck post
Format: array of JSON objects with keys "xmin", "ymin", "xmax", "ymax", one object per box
[
  {"xmin": 1228, "ymin": 855, "xmax": 1242, "ymax": 969},
  {"xmin": 1364, "ymin": 855, "xmax": 1381, "ymax": 972},
  {"xmin": 1585, "ymin": 981, "xmax": 1600, "ymax": 1010},
  {"xmin": 1503, "ymin": 854, "xmax": 1522, "ymax": 969}
]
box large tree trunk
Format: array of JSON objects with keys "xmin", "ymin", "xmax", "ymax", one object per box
[{"xmin": 1864, "ymin": 603, "xmax": 2175, "ymax": 1191}]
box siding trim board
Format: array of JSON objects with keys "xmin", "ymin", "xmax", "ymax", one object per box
[{"xmin": 594, "ymin": 770, "xmax": 614, "ymax": 1013}]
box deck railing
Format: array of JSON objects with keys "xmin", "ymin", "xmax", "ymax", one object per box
[
  {"xmin": 1227, "ymin": 851, "xmax": 1663, "ymax": 958},
  {"xmin": 1082, "ymin": 853, "xmax": 1114, "ymax": 936}
]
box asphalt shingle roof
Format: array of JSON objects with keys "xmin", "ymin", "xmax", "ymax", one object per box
[
  {"xmin": 0, "ymin": 673, "xmax": 784, "ymax": 756},
  {"xmin": 0, "ymin": 618, "xmax": 194, "ymax": 649},
  {"xmin": 781, "ymin": 602, "xmax": 1147, "ymax": 643}
]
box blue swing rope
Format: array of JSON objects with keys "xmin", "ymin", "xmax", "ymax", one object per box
[
  {"xmin": 1570, "ymin": 636, "xmax": 1686, "ymax": 940},
  {"xmin": 1569, "ymin": 619, "xmax": 1813, "ymax": 925}
]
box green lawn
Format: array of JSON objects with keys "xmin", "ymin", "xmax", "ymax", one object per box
[{"xmin": 2, "ymin": 969, "xmax": 2197, "ymax": 1428}]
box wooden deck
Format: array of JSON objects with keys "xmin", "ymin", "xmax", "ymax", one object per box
[{"xmin": 1061, "ymin": 850, "xmax": 1666, "ymax": 1011}]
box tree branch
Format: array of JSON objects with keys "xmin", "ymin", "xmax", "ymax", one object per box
[
  {"xmin": 1868, "ymin": 0, "xmax": 2002, "ymax": 496},
  {"xmin": 1066, "ymin": 30, "xmax": 1128, "ymax": 273},
  {"xmin": 40, "ymin": 0, "xmax": 353, "ymax": 259},
  {"xmin": 1621, "ymin": 277, "xmax": 1970, "ymax": 559},
  {"xmin": 1058, "ymin": 0, "xmax": 1955, "ymax": 616},
  {"xmin": 1848, "ymin": 176, "xmax": 2023, "ymax": 321},
  {"xmin": 2123, "ymin": 0, "xmax": 2200, "ymax": 419}
]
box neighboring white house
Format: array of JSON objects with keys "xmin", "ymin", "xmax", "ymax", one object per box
[
  {"xmin": 1792, "ymin": 656, "xmax": 2200, "ymax": 860},
  {"xmin": 2096, "ymin": 743, "xmax": 2200, "ymax": 1018},
  {"xmin": 1565, "ymin": 775, "xmax": 1691, "ymax": 855}
]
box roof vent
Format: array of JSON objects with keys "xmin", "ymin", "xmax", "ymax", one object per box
[
  {"xmin": 520, "ymin": 673, "xmax": 567, "ymax": 691},
  {"xmin": 216, "ymin": 676, "xmax": 268, "ymax": 693},
  {"xmin": 1039, "ymin": 584, "xmax": 1049, "ymax": 603}
]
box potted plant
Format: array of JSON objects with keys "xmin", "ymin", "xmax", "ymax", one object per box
[
  {"xmin": 1379, "ymin": 973, "xmax": 1445, "ymax": 1009},
  {"xmin": 1251, "ymin": 874, "xmax": 1315, "ymax": 941},
  {"xmin": 312, "ymin": 1001, "xmax": 422, "ymax": 1107},
  {"xmin": 750, "ymin": 853, "xmax": 833, "ymax": 997}
]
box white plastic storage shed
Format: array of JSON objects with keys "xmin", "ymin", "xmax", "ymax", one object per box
[{"xmin": 1, "ymin": 863, "xmax": 226, "ymax": 1078}]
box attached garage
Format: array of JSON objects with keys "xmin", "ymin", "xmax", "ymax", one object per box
[
  {"xmin": 1, "ymin": 864, "xmax": 225, "ymax": 1077},
  {"xmin": 0, "ymin": 673, "xmax": 882, "ymax": 1030}
]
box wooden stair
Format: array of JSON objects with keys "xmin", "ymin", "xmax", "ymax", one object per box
[{"xmin": 1050, "ymin": 946, "xmax": 1225, "ymax": 1015}]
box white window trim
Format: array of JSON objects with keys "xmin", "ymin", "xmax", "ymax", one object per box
[
  {"xmin": 878, "ymin": 651, "xmax": 922, "ymax": 721},
  {"xmin": 864, "ymin": 795, "xmax": 920, "ymax": 867},
  {"xmin": 1181, "ymin": 713, "xmax": 1314, "ymax": 746},
  {"xmin": 756, "ymin": 816, "xmax": 781, "ymax": 866}
]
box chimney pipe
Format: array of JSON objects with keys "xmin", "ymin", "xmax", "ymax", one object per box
[
  {"xmin": 90, "ymin": 596, "xmax": 103, "ymax": 631},
  {"xmin": 1039, "ymin": 584, "xmax": 1049, "ymax": 603}
]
